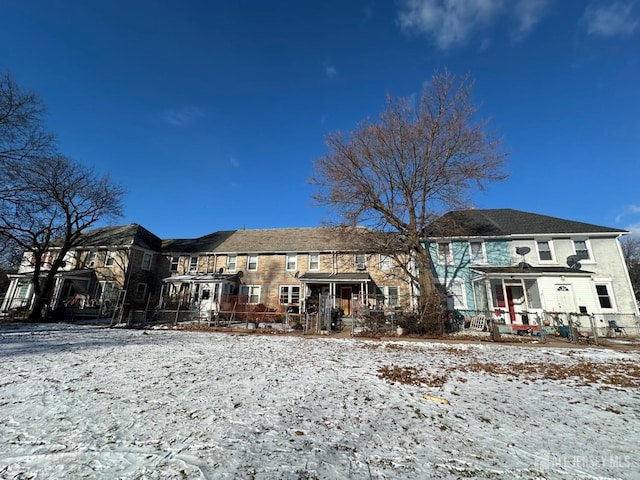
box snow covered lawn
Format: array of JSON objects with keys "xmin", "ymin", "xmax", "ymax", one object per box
[{"xmin": 1, "ymin": 324, "xmax": 638, "ymax": 479}]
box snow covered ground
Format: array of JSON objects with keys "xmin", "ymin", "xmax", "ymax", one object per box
[{"xmin": 0, "ymin": 323, "xmax": 638, "ymax": 479}]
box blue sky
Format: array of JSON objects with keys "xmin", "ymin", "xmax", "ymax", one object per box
[{"xmin": 1, "ymin": 0, "xmax": 639, "ymax": 239}]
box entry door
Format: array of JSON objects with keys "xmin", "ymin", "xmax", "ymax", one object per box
[
  {"xmin": 505, "ymin": 285, "xmax": 526, "ymax": 323},
  {"xmin": 341, "ymin": 287, "xmax": 352, "ymax": 316},
  {"xmin": 555, "ymin": 284, "xmax": 576, "ymax": 314}
]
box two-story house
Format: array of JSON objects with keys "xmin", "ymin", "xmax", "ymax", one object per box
[
  {"xmin": 1, "ymin": 224, "xmax": 162, "ymax": 319},
  {"xmin": 424, "ymin": 209, "xmax": 638, "ymax": 332},
  {"xmin": 159, "ymin": 227, "xmax": 412, "ymax": 321}
]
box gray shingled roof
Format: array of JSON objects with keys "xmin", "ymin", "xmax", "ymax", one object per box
[
  {"xmin": 70, "ymin": 224, "xmax": 162, "ymax": 250},
  {"xmin": 210, "ymin": 227, "xmax": 370, "ymax": 254},
  {"xmin": 425, "ymin": 209, "xmax": 625, "ymax": 237},
  {"xmin": 162, "ymin": 231, "xmax": 236, "ymax": 254}
]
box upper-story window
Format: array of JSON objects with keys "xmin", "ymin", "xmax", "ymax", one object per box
[
  {"xmin": 355, "ymin": 253, "xmax": 367, "ymax": 270},
  {"xmin": 437, "ymin": 243, "xmax": 453, "ymax": 265},
  {"xmin": 286, "ymin": 253, "xmax": 297, "ymax": 271},
  {"xmin": 105, "ymin": 250, "xmax": 117, "ymax": 267},
  {"xmin": 189, "ymin": 256, "xmax": 199, "ymax": 272},
  {"xmin": 169, "ymin": 256, "xmax": 179, "ymax": 272},
  {"xmin": 86, "ymin": 251, "xmax": 97, "ymax": 268},
  {"xmin": 573, "ymin": 240, "xmax": 591, "ymax": 261},
  {"xmin": 308, "ymin": 253, "xmax": 320, "ymax": 271},
  {"xmin": 469, "ymin": 242, "xmax": 486, "ymax": 263},
  {"xmin": 226, "ymin": 254, "xmax": 237, "ymax": 272},
  {"xmin": 536, "ymin": 241, "xmax": 554, "ymax": 262},
  {"xmin": 379, "ymin": 254, "xmax": 391, "ymax": 271},
  {"xmin": 141, "ymin": 253, "xmax": 153, "ymax": 271},
  {"xmin": 247, "ymin": 254, "xmax": 258, "ymax": 271}
]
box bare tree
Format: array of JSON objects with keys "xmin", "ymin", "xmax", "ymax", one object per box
[
  {"xmin": 621, "ymin": 236, "xmax": 640, "ymax": 301},
  {"xmin": 0, "ymin": 154, "xmax": 125, "ymax": 320},
  {"xmin": 311, "ymin": 70, "xmax": 508, "ymax": 332},
  {"xmin": 0, "ymin": 72, "xmax": 54, "ymax": 164}
]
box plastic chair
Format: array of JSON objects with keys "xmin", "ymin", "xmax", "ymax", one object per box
[{"xmin": 607, "ymin": 320, "xmax": 627, "ymax": 337}]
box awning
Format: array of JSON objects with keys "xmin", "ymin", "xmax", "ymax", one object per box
[
  {"xmin": 163, "ymin": 273, "xmax": 241, "ymax": 284},
  {"xmin": 297, "ymin": 272, "xmax": 372, "ymax": 283}
]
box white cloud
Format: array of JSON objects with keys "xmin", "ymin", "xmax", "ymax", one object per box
[
  {"xmin": 396, "ymin": 0, "xmax": 550, "ymax": 49},
  {"xmin": 160, "ymin": 106, "xmax": 205, "ymax": 127},
  {"xmin": 615, "ymin": 204, "xmax": 640, "ymax": 223},
  {"xmin": 324, "ymin": 64, "xmax": 337, "ymax": 79},
  {"xmin": 229, "ymin": 156, "xmax": 240, "ymax": 168},
  {"xmin": 626, "ymin": 222, "xmax": 640, "ymax": 237},
  {"xmin": 512, "ymin": 0, "xmax": 551, "ymax": 40},
  {"xmin": 582, "ymin": 2, "xmax": 639, "ymax": 37}
]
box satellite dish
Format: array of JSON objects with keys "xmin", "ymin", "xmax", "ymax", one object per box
[
  {"xmin": 237, "ymin": 270, "xmax": 244, "ymax": 278},
  {"xmin": 294, "ymin": 271, "xmax": 300, "ymax": 278},
  {"xmin": 517, "ymin": 262, "xmax": 531, "ymax": 269},
  {"xmin": 515, "ymin": 246, "xmax": 531, "ymax": 256},
  {"xmin": 567, "ymin": 255, "xmax": 582, "ymax": 270},
  {"xmin": 218, "ymin": 267, "xmax": 224, "ymax": 274}
]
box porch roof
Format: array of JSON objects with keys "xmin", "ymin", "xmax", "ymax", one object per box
[
  {"xmin": 163, "ymin": 273, "xmax": 240, "ymax": 284},
  {"xmin": 298, "ymin": 272, "xmax": 372, "ymax": 283},
  {"xmin": 471, "ymin": 266, "xmax": 593, "ymax": 277}
]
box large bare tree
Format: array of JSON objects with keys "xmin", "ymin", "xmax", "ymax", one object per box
[
  {"xmin": 312, "ymin": 70, "xmax": 508, "ymax": 331},
  {"xmin": 621, "ymin": 235, "xmax": 640, "ymax": 301},
  {"xmin": 0, "ymin": 72, "xmax": 124, "ymax": 320},
  {"xmin": 0, "ymin": 155, "xmax": 124, "ymax": 320}
]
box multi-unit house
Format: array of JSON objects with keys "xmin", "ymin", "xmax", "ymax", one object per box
[
  {"xmin": 159, "ymin": 227, "xmax": 412, "ymax": 320},
  {"xmin": 424, "ymin": 208, "xmax": 639, "ymax": 332},
  {"xmin": 1, "ymin": 224, "xmax": 162, "ymax": 319}
]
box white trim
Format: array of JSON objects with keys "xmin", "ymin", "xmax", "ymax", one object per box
[
  {"xmin": 226, "ymin": 254, "xmax": 237, "ymax": 272},
  {"xmin": 308, "ymin": 252, "xmax": 320, "ymax": 271},
  {"xmin": 285, "ymin": 253, "xmax": 297, "ymax": 272},
  {"xmin": 572, "ymin": 238, "xmax": 595, "ymax": 264},
  {"xmin": 535, "ymin": 239, "xmax": 555, "ymax": 263},
  {"xmin": 247, "ymin": 254, "xmax": 258, "ymax": 272}
]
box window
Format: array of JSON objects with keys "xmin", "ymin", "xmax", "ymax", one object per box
[
  {"xmin": 96, "ymin": 281, "xmax": 116, "ymax": 303},
  {"xmin": 86, "ymin": 251, "xmax": 97, "ymax": 268},
  {"xmin": 385, "ymin": 286, "xmax": 399, "ymax": 307},
  {"xmin": 286, "ymin": 253, "xmax": 297, "ymax": 271},
  {"xmin": 240, "ymin": 285, "xmax": 261, "ymax": 304},
  {"xmin": 247, "ymin": 254, "xmax": 258, "ymax": 271},
  {"xmin": 279, "ymin": 285, "xmax": 301, "ymax": 304},
  {"xmin": 141, "ymin": 253, "xmax": 153, "ymax": 271},
  {"xmin": 469, "ymin": 242, "xmax": 486, "ymax": 263},
  {"xmin": 573, "ymin": 240, "xmax": 591, "ymax": 261},
  {"xmin": 17, "ymin": 283, "xmax": 30, "ymax": 298},
  {"xmin": 169, "ymin": 256, "xmax": 179, "ymax": 272},
  {"xmin": 595, "ymin": 284, "xmax": 613, "ymax": 309},
  {"xmin": 379, "ymin": 254, "xmax": 391, "ymax": 271},
  {"xmin": 536, "ymin": 241, "xmax": 553, "ymax": 262},
  {"xmin": 355, "ymin": 253, "xmax": 367, "ymax": 270},
  {"xmin": 136, "ymin": 283, "xmax": 147, "ymax": 297},
  {"xmin": 104, "ymin": 250, "xmax": 116, "ymax": 267},
  {"xmin": 437, "ymin": 243, "xmax": 453, "ymax": 265},
  {"xmin": 446, "ymin": 280, "xmax": 467, "ymax": 310},
  {"xmin": 189, "ymin": 256, "xmax": 199, "ymax": 272},
  {"xmin": 226, "ymin": 254, "xmax": 237, "ymax": 272},
  {"xmin": 308, "ymin": 253, "xmax": 320, "ymax": 271}
]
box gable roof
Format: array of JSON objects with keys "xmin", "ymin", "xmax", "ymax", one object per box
[
  {"xmin": 162, "ymin": 230, "xmax": 236, "ymax": 254},
  {"xmin": 212, "ymin": 227, "xmax": 370, "ymax": 253},
  {"xmin": 424, "ymin": 209, "xmax": 625, "ymax": 238},
  {"xmin": 69, "ymin": 224, "xmax": 162, "ymax": 251}
]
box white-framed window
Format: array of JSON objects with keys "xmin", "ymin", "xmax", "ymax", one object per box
[
  {"xmin": 86, "ymin": 251, "xmax": 97, "ymax": 268},
  {"xmin": 169, "ymin": 256, "xmax": 179, "ymax": 272},
  {"xmin": 279, "ymin": 285, "xmax": 301, "ymax": 304},
  {"xmin": 286, "ymin": 253, "xmax": 297, "ymax": 271},
  {"xmin": 247, "ymin": 254, "xmax": 258, "ymax": 271},
  {"xmin": 96, "ymin": 281, "xmax": 116, "ymax": 303},
  {"xmin": 355, "ymin": 253, "xmax": 367, "ymax": 270},
  {"xmin": 17, "ymin": 283, "xmax": 30, "ymax": 299},
  {"xmin": 437, "ymin": 243, "xmax": 453, "ymax": 265},
  {"xmin": 141, "ymin": 253, "xmax": 153, "ymax": 271},
  {"xmin": 240, "ymin": 285, "xmax": 261, "ymax": 304},
  {"xmin": 444, "ymin": 279, "xmax": 467, "ymax": 310},
  {"xmin": 536, "ymin": 240, "xmax": 554, "ymax": 262},
  {"xmin": 379, "ymin": 254, "xmax": 391, "ymax": 271},
  {"xmin": 469, "ymin": 241, "xmax": 486, "ymax": 263},
  {"xmin": 136, "ymin": 283, "xmax": 147, "ymax": 297},
  {"xmin": 189, "ymin": 256, "xmax": 199, "ymax": 272},
  {"xmin": 226, "ymin": 254, "xmax": 237, "ymax": 272},
  {"xmin": 308, "ymin": 253, "xmax": 320, "ymax": 271},
  {"xmin": 595, "ymin": 282, "xmax": 615, "ymax": 310},
  {"xmin": 384, "ymin": 286, "xmax": 400, "ymax": 307},
  {"xmin": 573, "ymin": 239, "xmax": 592, "ymax": 261},
  {"xmin": 104, "ymin": 250, "xmax": 116, "ymax": 267}
]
